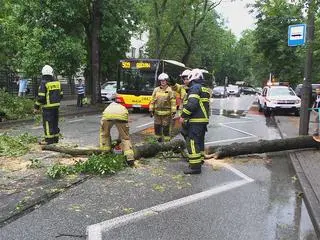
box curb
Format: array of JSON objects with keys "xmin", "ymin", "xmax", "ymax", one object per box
[
  {"xmin": 289, "ymin": 152, "xmax": 320, "ymax": 238},
  {"xmin": 0, "ymin": 175, "xmax": 91, "ymax": 228},
  {"xmin": 274, "ymin": 116, "xmax": 320, "ymax": 238},
  {"xmin": 0, "ymin": 109, "xmax": 102, "ymax": 129}
]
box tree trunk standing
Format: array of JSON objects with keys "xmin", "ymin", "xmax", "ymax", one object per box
[
  {"xmin": 90, "ymin": 0, "xmax": 101, "ymax": 105},
  {"xmin": 206, "ymin": 136, "xmax": 320, "ymax": 159},
  {"xmin": 299, "ymin": 0, "xmax": 315, "ymax": 135}
]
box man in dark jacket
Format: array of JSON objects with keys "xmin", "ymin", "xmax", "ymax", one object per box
[
  {"xmin": 34, "ymin": 65, "xmax": 63, "ymax": 145},
  {"xmin": 180, "ymin": 69, "xmax": 210, "ymax": 174}
]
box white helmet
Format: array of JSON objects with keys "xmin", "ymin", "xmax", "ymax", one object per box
[
  {"xmin": 180, "ymin": 69, "xmax": 191, "ymax": 77},
  {"xmin": 158, "ymin": 73, "xmax": 169, "ymax": 81},
  {"xmin": 188, "ymin": 68, "xmax": 204, "ymax": 82},
  {"xmin": 42, "ymin": 65, "xmax": 54, "ymax": 76}
]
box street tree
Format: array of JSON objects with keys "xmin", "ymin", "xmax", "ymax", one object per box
[{"xmin": 251, "ymin": 0, "xmax": 305, "ymax": 85}]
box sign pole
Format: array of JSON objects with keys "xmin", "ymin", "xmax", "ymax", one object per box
[{"xmin": 299, "ymin": 0, "xmax": 315, "ymax": 135}]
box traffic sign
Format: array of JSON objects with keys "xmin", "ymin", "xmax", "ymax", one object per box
[{"xmin": 288, "ymin": 24, "xmax": 306, "ymax": 46}]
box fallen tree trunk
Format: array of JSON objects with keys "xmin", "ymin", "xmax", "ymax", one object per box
[
  {"xmin": 206, "ymin": 135, "xmax": 320, "ymax": 159},
  {"xmin": 41, "ymin": 145, "xmax": 105, "ymax": 156},
  {"xmin": 41, "ymin": 139, "xmax": 186, "ymax": 159}
]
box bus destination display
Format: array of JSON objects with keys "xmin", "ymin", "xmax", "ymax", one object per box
[{"xmin": 121, "ymin": 61, "xmax": 151, "ymax": 69}]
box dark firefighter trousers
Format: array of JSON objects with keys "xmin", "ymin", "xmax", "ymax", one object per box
[
  {"xmin": 184, "ymin": 123, "xmax": 207, "ymax": 167},
  {"xmin": 42, "ymin": 108, "xmax": 60, "ymax": 144}
]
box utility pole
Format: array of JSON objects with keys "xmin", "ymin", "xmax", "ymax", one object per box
[{"xmin": 299, "ymin": 0, "xmax": 315, "ymax": 135}]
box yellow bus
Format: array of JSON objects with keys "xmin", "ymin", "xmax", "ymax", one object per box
[{"xmin": 115, "ymin": 59, "xmax": 188, "ymax": 110}]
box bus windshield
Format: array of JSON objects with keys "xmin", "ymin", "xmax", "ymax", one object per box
[
  {"xmin": 118, "ymin": 68, "xmax": 155, "ymax": 94},
  {"xmin": 117, "ymin": 59, "xmax": 159, "ymax": 95}
]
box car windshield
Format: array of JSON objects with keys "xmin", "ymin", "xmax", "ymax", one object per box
[
  {"xmin": 269, "ymin": 87, "xmax": 296, "ymax": 96},
  {"xmin": 214, "ymin": 86, "xmax": 224, "ymax": 91},
  {"xmin": 102, "ymin": 83, "xmax": 116, "ymax": 91}
]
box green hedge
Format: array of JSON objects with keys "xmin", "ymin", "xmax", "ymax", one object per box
[{"xmin": 0, "ymin": 89, "xmax": 34, "ymax": 120}]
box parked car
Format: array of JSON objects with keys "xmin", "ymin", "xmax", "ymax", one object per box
[
  {"xmin": 226, "ymin": 85, "xmax": 240, "ymax": 97},
  {"xmin": 258, "ymin": 85, "xmax": 301, "ymax": 116},
  {"xmin": 255, "ymin": 87, "xmax": 263, "ymax": 95},
  {"xmin": 101, "ymin": 81, "xmax": 117, "ymax": 102},
  {"xmin": 295, "ymin": 83, "xmax": 320, "ymax": 102},
  {"xmin": 212, "ymin": 86, "xmax": 227, "ymax": 98},
  {"xmin": 240, "ymin": 86, "xmax": 258, "ymax": 95}
]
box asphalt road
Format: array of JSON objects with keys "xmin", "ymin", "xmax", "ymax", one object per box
[{"xmin": 0, "ymin": 95, "xmax": 317, "ymax": 240}]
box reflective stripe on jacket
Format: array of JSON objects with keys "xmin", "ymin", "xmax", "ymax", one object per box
[
  {"xmin": 102, "ymin": 102, "xmax": 128, "ymax": 121},
  {"xmin": 181, "ymin": 83, "xmax": 210, "ymax": 123},
  {"xmin": 149, "ymin": 86, "xmax": 176, "ymax": 115},
  {"xmin": 35, "ymin": 79, "xmax": 63, "ymax": 109}
]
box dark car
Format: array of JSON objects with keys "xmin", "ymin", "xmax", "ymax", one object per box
[
  {"xmin": 295, "ymin": 83, "xmax": 320, "ymax": 102},
  {"xmin": 212, "ymin": 86, "xmax": 227, "ymax": 98},
  {"xmin": 240, "ymin": 86, "xmax": 258, "ymax": 95}
]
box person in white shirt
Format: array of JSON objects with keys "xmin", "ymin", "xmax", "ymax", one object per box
[{"xmin": 313, "ymin": 88, "xmax": 320, "ymax": 136}]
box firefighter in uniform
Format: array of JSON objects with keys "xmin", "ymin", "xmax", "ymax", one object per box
[
  {"xmin": 180, "ymin": 69, "xmax": 191, "ymax": 97},
  {"xmin": 34, "ymin": 65, "xmax": 63, "ymax": 145},
  {"xmin": 169, "ymin": 76, "xmax": 187, "ymax": 116},
  {"xmin": 179, "ymin": 69, "xmax": 191, "ymax": 141},
  {"xmin": 100, "ymin": 102, "xmax": 135, "ymax": 166},
  {"xmin": 149, "ymin": 73, "xmax": 176, "ymax": 142},
  {"xmin": 180, "ymin": 69, "xmax": 210, "ymax": 174}
]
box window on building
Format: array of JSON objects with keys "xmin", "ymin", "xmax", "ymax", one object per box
[{"xmin": 131, "ymin": 47, "xmax": 136, "ymax": 58}]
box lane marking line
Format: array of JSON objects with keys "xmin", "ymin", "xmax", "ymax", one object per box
[
  {"xmin": 222, "ymin": 120, "xmax": 256, "ymax": 125},
  {"xmin": 87, "ymin": 166, "xmax": 254, "ymax": 240},
  {"xmin": 31, "ymin": 126, "xmax": 43, "ymax": 130},
  {"xmin": 136, "ymin": 122, "xmax": 153, "ymax": 128},
  {"xmin": 205, "ymin": 136, "xmax": 256, "ymax": 145},
  {"xmin": 68, "ymin": 119, "xmax": 84, "ymax": 123},
  {"xmin": 219, "ymin": 123, "xmax": 257, "ymax": 137},
  {"xmin": 224, "ymin": 164, "xmax": 254, "ymax": 182}
]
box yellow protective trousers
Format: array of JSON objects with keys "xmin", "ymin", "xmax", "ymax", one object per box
[
  {"xmin": 99, "ymin": 120, "xmax": 134, "ymax": 161},
  {"xmin": 154, "ymin": 114, "xmax": 172, "ymax": 142}
]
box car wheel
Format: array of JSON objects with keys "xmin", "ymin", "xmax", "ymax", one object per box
[{"xmin": 294, "ymin": 110, "xmax": 300, "ymax": 116}]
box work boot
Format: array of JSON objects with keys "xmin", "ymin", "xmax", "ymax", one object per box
[{"xmin": 183, "ymin": 165, "xmax": 201, "ymax": 175}]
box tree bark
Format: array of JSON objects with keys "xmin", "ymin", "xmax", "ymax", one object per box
[
  {"xmin": 90, "ymin": 0, "xmax": 101, "ymax": 105},
  {"xmin": 42, "ymin": 139, "xmax": 186, "ymax": 159},
  {"xmin": 207, "ymin": 136, "xmax": 320, "ymax": 159}
]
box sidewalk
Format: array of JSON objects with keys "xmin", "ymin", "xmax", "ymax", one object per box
[
  {"xmin": 275, "ymin": 115, "xmax": 320, "ymax": 238},
  {"xmin": 0, "ymin": 98, "xmax": 106, "ymax": 128}
]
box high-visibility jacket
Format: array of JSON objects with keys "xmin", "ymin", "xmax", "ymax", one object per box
[
  {"xmin": 102, "ymin": 102, "xmax": 128, "ymax": 121},
  {"xmin": 181, "ymin": 82, "xmax": 210, "ymax": 123},
  {"xmin": 149, "ymin": 85, "xmax": 176, "ymax": 115},
  {"xmin": 171, "ymin": 83, "xmax": 186, "ymax": 109},
  {"xmin": 35, "ymin": 78, "xmax": 63, "ymax": 109}
]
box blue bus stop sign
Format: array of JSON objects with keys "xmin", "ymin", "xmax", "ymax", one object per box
[{"xmin": 288, "ymin": 24, "xmax": 306, "ymax": 46}]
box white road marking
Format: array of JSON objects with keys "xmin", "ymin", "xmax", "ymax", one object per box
[
  {"xmin": 31, "ymin": 126, "xmax": 43, "ymax": 130},
  {"xmin": 222, "ymin": 120, "xmax": 256, "ymax": 125},
  {"xmin": 205, "ymin": 136, "xmax": 256, "ymax": 145},
  {"xmin": 86, "ymin": 166, "xmax": 254, "ymax": 240},
  {"xmin": 68, "ymin": 119, "xmax": 84, "ymax": 123},
  {"xmin": 224, "ymin": 164, "xmax": 254, "ymax": 182},
  {"xmin": 136, "ymin": 122, "xmax": 153, "ymax": 128},
  {"xmin": 219, "ymin": 123, "xmax": 257, "ymax": 137}
]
